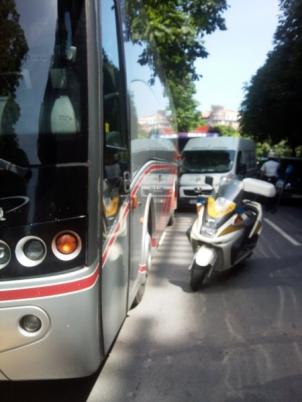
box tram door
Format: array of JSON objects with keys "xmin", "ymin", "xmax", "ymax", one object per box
[{"xmin": 100, "ymin": 0, "xmax": 131, "ymax": 353}]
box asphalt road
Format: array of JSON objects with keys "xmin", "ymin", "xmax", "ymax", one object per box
[{"xmin": 1, "ymin": 202, "xmax": 302, "ymax": 402}]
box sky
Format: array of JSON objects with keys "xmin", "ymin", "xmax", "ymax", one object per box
[{"xmin": 194, "ymin": 0, "xmax": 280, "ymax": 113}]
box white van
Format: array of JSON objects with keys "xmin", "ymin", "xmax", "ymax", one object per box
[{"xmin": 179, "ymin": 136, "xmax": 257, "ymax": 207}]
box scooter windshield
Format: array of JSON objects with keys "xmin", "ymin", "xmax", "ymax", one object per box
[
  {"xmin": 206, "ymin": 180, "xmax": 242, "ymax": 219},
  {"xmin": 216, "ymin": 179, "xmax": 242, "ymax": 201},
  {"xmin": 207, "ymin": 196, "xmax": 236, "ymax": 219}
]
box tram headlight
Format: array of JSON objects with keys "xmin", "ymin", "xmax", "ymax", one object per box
[
  {"xmin": 16, "ymin": 236, "xmax": 47, "ymax": 267},
  {"xmin": 0, "ymin": 241, "xmax": 11, "ymax": 269},
  {"xmin": 52, "ymin": 231, "xmax": 81, "ymax": 261},
  {"xmin": 23, "ymin": 239, "xmax": 46, "ymax": 261},
  {"xmin": 20, "ymin": 315, "xmax": 42, "ymax": 333}
]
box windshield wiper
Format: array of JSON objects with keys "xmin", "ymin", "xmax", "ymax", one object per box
[{"xmin": 0, "ymin": 158, "xmax": 31, "ymax": 178}]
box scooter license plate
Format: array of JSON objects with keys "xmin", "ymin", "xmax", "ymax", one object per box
[{"xmin": 189, "ymin": 199, "xmax": 197, "ymax": 205}]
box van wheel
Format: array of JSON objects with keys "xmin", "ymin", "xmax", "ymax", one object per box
[{"xmin": 190, "ymin": 262, "xmax": 208, "ymax": 292}]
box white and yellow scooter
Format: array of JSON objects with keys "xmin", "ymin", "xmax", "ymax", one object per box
[{"xmin": 188, "ymin": 178, "xmax": 276, "ymax": 291}]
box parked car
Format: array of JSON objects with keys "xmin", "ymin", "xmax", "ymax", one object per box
[{"xmin": 276, "ymin": 157, "xmax": 302, "ymax": 201}]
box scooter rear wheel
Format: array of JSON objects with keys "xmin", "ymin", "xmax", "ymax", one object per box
[{"xmin": 190, "ymin": 262, "xmax": 209, "ymax": 291}]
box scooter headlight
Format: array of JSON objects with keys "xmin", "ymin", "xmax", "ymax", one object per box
[
  {"xmin": 200, "ymin": 219, "xmax": 217, "ymax": 237},
  {"xmin": 201, "ymin": 227, "xmax": 216, "ymax": 237}
]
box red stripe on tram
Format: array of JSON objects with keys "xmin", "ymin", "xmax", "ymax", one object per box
[{"xmin": 0, "ymin": 267, "xmax": 100, "ymax": 301}]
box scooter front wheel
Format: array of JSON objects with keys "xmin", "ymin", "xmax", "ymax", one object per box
[{"xmin": 190, "ymin": 261, "xmax": 209, "ymax": 291}]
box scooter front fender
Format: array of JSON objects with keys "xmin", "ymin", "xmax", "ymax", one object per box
[{"xmin": 195, "ymin": 245, "xmax": 217, "ymax": 268}]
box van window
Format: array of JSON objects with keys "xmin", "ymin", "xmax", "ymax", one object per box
[
  {"xmin": 247, "ymin": 150, "xmax": 256, "ymax": 169},
  {"xmin": 182, "ymin": 150, "xmax": 235, "ymax": 173},
  {"xmin": 238, "ymin": 150, "xmax": 256, "ymax": 171},
  {"xmin": 236, "ymin": 151, "xmax": 245, "ymax": 174}
]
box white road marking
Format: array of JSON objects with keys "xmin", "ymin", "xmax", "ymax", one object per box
[
  {"xmin": 264, "ymin": 218, "xmax": 301, "ymax": 246},
  {"xmin": 276, "ymin": 285, "xmax": 286, "ymax": 328},
  {"xmin": 256, "ymin": 241, "xmax": 270, "ymax": 258},
  {"xmin": 267, "ymin": 243, "xmax": 281, "ymax": 259}
]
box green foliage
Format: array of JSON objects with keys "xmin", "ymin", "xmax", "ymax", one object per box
[
  {"xmin": 240, "ymin": 0, "xmax": 302, "ymax": 151},
  {"xmin": 0, "ymin": 0, "xmax": 28, "ymax": 96},
  {"xmin": 168, "ymin": 76, "xmax": 202, "ymax": 131},
  {"xmin": 255, "ymin": 142, "xmax": 272, "ymax": 158},
  {"xmin": 295, "ymin": 145, "xmax": 302, "ymax": 157},
  {"xmin": 123, "ymin": 0, "xmax": 227, "ymax": 131},
  {"xmin": 256, "ymin": 139, "xmax": 293, "ymax": 158},
  {"xmin": 211, "ymin": 124, "xmax": 240, "ymax": 137},
  {"xmin": 272, "ymin": 139, "xmax": 293, "ymax": 157}
]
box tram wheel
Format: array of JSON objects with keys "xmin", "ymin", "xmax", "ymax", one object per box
[{"xmin": 131, "ymin": 233, "xmax": 152, "ymax": 308}]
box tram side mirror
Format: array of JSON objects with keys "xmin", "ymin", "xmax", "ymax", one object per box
[{"xmin": 242, "ymin": 178, "xmax": 276, "ymax": 198}]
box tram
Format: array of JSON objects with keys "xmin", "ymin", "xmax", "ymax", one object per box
[{"xmin": 0, "ymin": 0, "xmax": 177, "ymax": 379}]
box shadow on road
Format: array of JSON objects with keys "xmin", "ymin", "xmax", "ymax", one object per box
[
  {"xmin": 170, "ymin": 251, "xmax": 302, "ymax": 295},
  {"xmin": 169, "ymin": 259, "xmax": 253, "ymax": 294},
  {"xmin": 0, "ymin": 372, "xmax": 99, "ymax": 402}
]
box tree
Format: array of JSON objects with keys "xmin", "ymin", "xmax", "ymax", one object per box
[
  {"xmin": 0, "ymin": 0, "xmax": 28, "ymax": 96},
  {"xmin": 123, "ymin": 0, "xmax": 227, "ymax": 131},
  {"xmin": 240, "ymin": 0, "xmax": 302, "ymax": 153},
  {"xmin": 168, "ymin": 76, "xmax": 202, "ymax": 132},
  {"xmin": 256, "ymin": 140, "xmax": 292, "ymax": 158}
]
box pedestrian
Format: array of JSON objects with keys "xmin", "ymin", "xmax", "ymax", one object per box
[
  {"xmin": 285, "ymin": 163, "xmax": 294, "ymax": 179},
  {"xmin": 260, "ymin": 151, "xmax": 280, "ymax": 211},
  {"xmin": 260, "ymin": 151, "xmax": 280, "ymax": 184}
]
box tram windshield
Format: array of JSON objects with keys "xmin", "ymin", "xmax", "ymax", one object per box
[{"xmin": 0, "ymin": 0, "xmax": 88, "ymax": 165}]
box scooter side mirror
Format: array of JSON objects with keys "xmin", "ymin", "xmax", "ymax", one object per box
[{"xmin": 242, "ymin": 178, "xmax": 276, "ymax": 198}]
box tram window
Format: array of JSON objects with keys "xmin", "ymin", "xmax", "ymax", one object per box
[
  {"xmin": 0, "ymin": 0, "xmax": 88, "ymax": 165},
  {"xmin": 102, "ymin": 0, "xmax": 126, "ymax": 150}
]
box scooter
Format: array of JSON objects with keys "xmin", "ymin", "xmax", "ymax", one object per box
[{"xmin": 187, "ymin": 178, "xmax": 276, "ymax": 291}]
